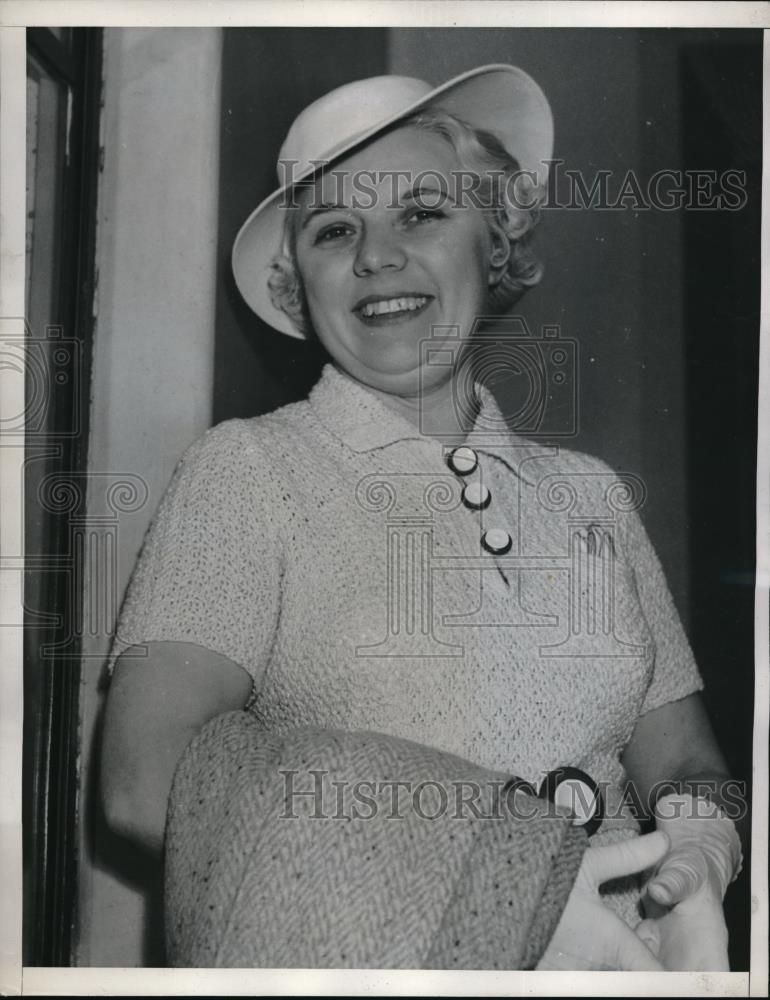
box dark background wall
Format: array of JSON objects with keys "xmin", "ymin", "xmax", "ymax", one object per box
[
  {"xmin": 214, "ymin": 28, "xmax": 387, "ymax": 418},
  {"xmin": 214, "ymin": 28, "xmax": 760, "ymax": 968}
]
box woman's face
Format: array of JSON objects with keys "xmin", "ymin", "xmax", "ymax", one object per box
[{"xmin": 293, "ymin": 125, "xmax": 493, "ymax": 396}]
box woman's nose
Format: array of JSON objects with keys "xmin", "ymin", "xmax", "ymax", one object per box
[{"xmin": 353, "ymin": 225, "xmax": 407, "ymax": 276}]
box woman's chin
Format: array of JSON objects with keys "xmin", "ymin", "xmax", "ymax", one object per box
[
  {"xmin": 343, "ymin": 361, "xmax": 457, "ymax": 400},
  {"xmin": 346, "ymin": 365, "xmax": 420, "ymax": 394},
  {"xmin": 320, "ymin": 326, "xmax": 464, "ymax": 395},
  {"xmin": 334, "ymin": 344, "xmax": 423, "ymax": 383}
]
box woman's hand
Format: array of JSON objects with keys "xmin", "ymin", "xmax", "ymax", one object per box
[
  {"xmin": 621, "ymin": 697, "xmax": 747, "ymax": 971},
  {"xmin": 634, "ymin": 791, "xmax": 742, "ymax": 971},
  {"xmin": 637, "ymin": 855, "xmax": 729, "ymax": 971},
  {"xmin": 537, "ymin": 831, "xmax": 669, "ymax": 971}
]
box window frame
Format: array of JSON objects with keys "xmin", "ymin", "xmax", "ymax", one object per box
[{"xmin": 24, "ymin": 26, "xmax": 102, "ymax": 967}]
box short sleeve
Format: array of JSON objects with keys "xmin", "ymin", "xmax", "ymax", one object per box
[
  {"xmin": 618, "ymin": 505, "xmax": 704, "ymax": 715},
  {"xmin": 106, "ymin": 420, "xmax": 283, "ymax": 688}
]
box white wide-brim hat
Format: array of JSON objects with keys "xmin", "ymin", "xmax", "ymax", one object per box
[{"xmin": 232, "ymin": 63, "xmax": 554, "ymax": 338}]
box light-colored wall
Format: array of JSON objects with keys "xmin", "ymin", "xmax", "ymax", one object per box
[{"xmin": 76, "ymin": 27, "xmax": 222, "ymax": 967}]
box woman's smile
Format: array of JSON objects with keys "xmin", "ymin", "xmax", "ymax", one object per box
[{"xmin": 354, "ymin": 293, "xmax": 433, "ymax": 326}]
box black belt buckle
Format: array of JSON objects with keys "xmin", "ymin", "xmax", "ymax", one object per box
[{"xmin": 538, "ymin": 766, "xmax": 604, "ymax": 837}]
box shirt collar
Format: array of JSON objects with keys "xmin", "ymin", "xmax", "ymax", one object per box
[{"xmin": 308, "ymin": 363, "xmax": 512, "ymax": 454}]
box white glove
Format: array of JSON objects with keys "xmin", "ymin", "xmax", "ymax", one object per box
[
  {"xmin": 636, "ymin": 792, "xmax": 743, "ymax": 971},
  {"xmin": 538, "ymin": 831, "xmax": 669, "ymax": 971}
]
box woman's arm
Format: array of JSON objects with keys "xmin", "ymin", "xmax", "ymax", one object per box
[
  {"xmin": 101, "ymin": 640, "xmax": 253, "ymax": 856},
  {"xmin": 622, "ymin": 691, "xmax": 746, "ymax": 971},
  {"xmin": 621, "ymin": 691, "xmax": 748, "ymax": 847}
]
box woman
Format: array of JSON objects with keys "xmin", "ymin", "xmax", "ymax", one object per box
[{"xmin": 101, "ymin": 65, "xmax": 743, "ymax": 970}]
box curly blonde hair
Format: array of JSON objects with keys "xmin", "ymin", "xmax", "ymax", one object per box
[{"xmin": 268, "ymin": 108, "xmax": 544, "ymax": 337}]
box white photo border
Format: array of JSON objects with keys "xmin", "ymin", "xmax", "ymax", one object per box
[{"xmin": 1, "ymin": 2, "xmax": 767, "ymax": 996}]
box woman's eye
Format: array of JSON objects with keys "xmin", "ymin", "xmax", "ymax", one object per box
[
  {"xmin": 314, "ymin": 223, "xmax": 353, "ymax": 244},
  {"xmin": 407, "ymin": 208, "xmax": 445, "ymax": 225}
]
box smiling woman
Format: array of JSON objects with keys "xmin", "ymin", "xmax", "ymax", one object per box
[{"xmin": 101, "ymin": 64, "xmax": 746, "ymax": 971}]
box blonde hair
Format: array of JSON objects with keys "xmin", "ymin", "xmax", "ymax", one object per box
[{"xmin": 268, "ymin": 108, "xmax": 544, "ymax": 337}]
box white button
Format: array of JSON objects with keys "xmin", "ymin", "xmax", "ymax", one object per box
[
  {"xmin": 462, "ymin": 481, "xmax": 490, "ymax": 510},
  {"xmin": 481, "ymin": 528, "xmax": 512, "ymax": 554},
  {"xmin": 553, "ymin": 779, "xmax": 599, "ymax": 825},
  {"xmin": 447, "ymin": 446, "xmax": 478, "ymax": 476}
]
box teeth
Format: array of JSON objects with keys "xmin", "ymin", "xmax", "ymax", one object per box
[{"xmin": 360, "ymin": 296, "xmax": 427, "ymax": 317}]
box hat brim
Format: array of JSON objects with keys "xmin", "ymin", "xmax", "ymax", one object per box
[{"xmin": 232, "ymin": 64, "xmax": 554, "ymax": 339}]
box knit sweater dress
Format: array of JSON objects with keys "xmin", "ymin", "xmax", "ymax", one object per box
[{"xmin": 108, "ymin": 362, "xmax": 704, "ymax": 926}]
